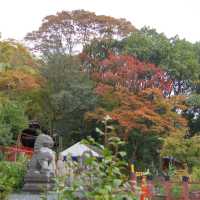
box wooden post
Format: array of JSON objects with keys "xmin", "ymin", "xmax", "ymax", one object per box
[
  {"xmin": 147, "ymin": 175, "xmax": 154, "ymax": 198},
  {"xmin": 140, "ymin": 176, "xmax": 148, "ymax": 200},
  {"xmin": 130, "ymin": 164, "xmax": 136, "ymax": 193},
  {"xmin": 164, "ymin": 176, "xmax": 171, "ymax": 200},
  {"xmin": 182, "ymin": 176, "xmax": 189, "ymax": 200}
]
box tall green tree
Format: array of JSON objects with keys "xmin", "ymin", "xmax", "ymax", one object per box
[
  {"xmin": 126, "ymin": 130, "xmax": 162, "ymax": 171},
  {"xmin": 161, "ymin": 131, "xmax": 200, "ymax": 170},
  {"xmin": 123, "ymin": 27, "xmax": 200, "ymax": 95},
  {"xmin": 40, "ymin": 54, "xmax": 97, "ymax": 145},
  {"xmin": 0, "ymin": 99, "xmax": 28, "ymax": 146},
  {"xmin": 184, "ymin": 94, "xmax": 200, "ymax": 136},
  {"xmin": 123, "ymin": 27, "xmax": 171, "ymax": 66}
]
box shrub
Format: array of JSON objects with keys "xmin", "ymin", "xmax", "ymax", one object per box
[
  {"xmin": 171, "ymin": 185, "xmax": 182, "ymax": 199},
  {"xmin": 0, "ymin": 156, "xmax": 27, "ymax": 198},
  {"xmin": 190, "ymin": 166, "xmax": 200, "ymax": 183},
  {"xmin": 53, "ymin": 137, "xmax": 136, "ymax": 200},
  {"xmin": 53, "ymin": 116, "xmax": 138, "ymax": 200},
  {"xmin": 0, "ymin": 100, "xmax": 28, "ymax": 146}
]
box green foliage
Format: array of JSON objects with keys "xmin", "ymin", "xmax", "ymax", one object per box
[
  {"xmin": 168, "ymin": 38, "xmax": 200, "ymax": 80},
  {"xmin": 191, "ymin": 166, "xmax": 200, "ymax": 181},
  {"xmin": 52, "ymin": 118, "xmax": 137, "ymax": 200},
  {"xmin": 54, "ymin": 140, "xmax": 135, "ymax": 200},
  {"xmin": 40, "ymin": 54, "xmax": 97, "ymax": 144},
  {"xmin": 81, "ymin": 38, "xmax": 123, "ymax": 73},
  {"xmin": 168, "ymin": 162, "xmax": 176, "ymax": 177},
  {"xmin": 123, "ymin": 27, "xmax": 200, "ymax": 95},
  {"xmin": 1, "ymin": 12, "xmax": 200, "ymax": 196},
  {"xmin": 0, "ymin": 40, "xmax": 37, "ymax": 68},
  {"xmin": 126, "ymin": 130, "xmax": 162, "ymax": 171},
  {"xmin": 0, "ymin": 156, "xmax": 28, "ymax": 198},
  {"xmin": 0, "ymin": 124, "xmax": 12, "ymax": 146},
  {"xmin": 171, "ymin": 185, "xmax": 182, "ymax": 199},
  {"xmin": 185, "ymin": 94, "xmax": 200, "ymax": 136},
  {"xmin": 161, "ymin": 133, "xmax": 200, "ymax": 169},
  {"xmin": 164, "ymin": 161, "xmax": 176, "ymax": 179},
  {"xmin": 123, "ymin": 27, "xmax": 171, "ymax": 66},
  {"xmin": 0, "ymin": 100, "xmax": 28, "ymax": 146},
  {"xmin": 186, "ymin": 94, "xmax": 200, "ymax": 107},
  {"xmin": 190, "ymin": 184, "xmax": 200, "ymax": 192}
]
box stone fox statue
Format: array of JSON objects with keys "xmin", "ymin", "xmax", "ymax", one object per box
[
  {"xmin": 23, "ymin": 134, "xmax": 56, "ymax": 192},
  {"xmin": 28, "ymin": 134, "xmax": 56, "ymax": 176}
]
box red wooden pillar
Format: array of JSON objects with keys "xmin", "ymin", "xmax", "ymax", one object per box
[
  {"xmin": 164, "ymin": 176, "xmax": 171, "ymax": 200},
  {"xmin": 140, "ymin": 176, "xmax": 148, "ymax": 200},
  {"xmin": 182, "ymin": 176, "xmax": 189, "ymax": 200},
  {"xmin": 130, "ymin": 164, "xmax": 136, "ymax": 193},
  {"xmin": 147, "ymin": 175, "xmax": 154, "ymax": 198}
]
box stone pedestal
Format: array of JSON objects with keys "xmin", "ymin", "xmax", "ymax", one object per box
[
  {"xmin": 9, "ymin": 192, "xmax": 58, "ymax": 200},
  {"xmin": 23, "ymin": 173, "xmax": 55, "ymax": 193}
]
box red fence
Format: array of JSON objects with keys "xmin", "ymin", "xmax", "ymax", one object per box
[
  {"xmin": 130, "ymin": 172, "xmax": 200, "ymax": 200},
  {"xmin": 0, "ymin": 145, "xmax": 33, "ymax": 161}
]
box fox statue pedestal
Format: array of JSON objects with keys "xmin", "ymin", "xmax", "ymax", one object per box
[
  {"xmin": 23, "ymin": 134, "xmax": 56, "ymax": 193},
  {"xmin": 23, "ymin": 174, "xmax": 54, "ymax": 192}
]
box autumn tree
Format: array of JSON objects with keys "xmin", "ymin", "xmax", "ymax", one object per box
[
  {"xmin": 25, "ymin": 10, "xmax": 135, "ymax": 55},
  {"xmin": 122, "ymin": 27, "xmax": 200, "ymax": 95},
  {"xmin": 85, "ymin": 86, "xmax": 188, "ymax": 169},
  {"xmin": 87, "ymin": 54, "xmax": 173, "ymax": 96},
  {"xmin": 83, "ymin": 52, "xmax": 188, "ymax": 169},
  {"xmin": 0, "ymin": 40, "xmax": 44, "ymax": 144},
  {"xmin": 84, "ymin": 53, "xmax": 187, "ymax": 136},
  {"xmin": 86, "ymin": 87, "xmax": 187, "ymax": 136},
  {"xmin": 0, "ymin": 40, "xmax": 43, "ymax": 97},
  {"xmin": 80, "ymin": 38, "xmax": 123, "ymax": 75},
  {"xmin": 0, "ymin": 65, "xmax": 44, "ymax": 123},
  {"xmin": 0, "ymin": 67, "xmax": 43, "ymax": 94},
  {"xmin": 0, "ymin": 39, "xmax": 38, "ymax": 68}
]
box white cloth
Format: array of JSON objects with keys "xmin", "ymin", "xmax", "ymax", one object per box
[{"xmin": 56, "ymin": 159, "xmax": 67, "ymax": 176}]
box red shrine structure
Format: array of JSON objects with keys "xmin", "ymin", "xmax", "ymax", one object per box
[{"xmin": 0, "ymin": 121, "xmax": 40, "ymax": 161}]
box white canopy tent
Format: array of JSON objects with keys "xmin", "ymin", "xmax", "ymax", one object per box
[{"xmin": 60, "ymin": 142, "xmax": 101, "ymax": 159}]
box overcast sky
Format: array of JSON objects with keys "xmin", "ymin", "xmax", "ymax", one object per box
[{"xmin": 0, "ymin": 0, "xmax": 199, "ymax": 42}]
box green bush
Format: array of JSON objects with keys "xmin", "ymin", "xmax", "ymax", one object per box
[
  {"xmin": 191, "ymin": 166, "xmax": 200, "ymax": 181},
  {"xmin": 171, "ymin": 185, "xmax": 182, "ymax": 199},
  {"xmin": 54, "ymin": 147, "xmax": 137, "ymax": 200},
  {"xmin": 0, "ymin": 156, "xmax": 27, "ymax": 198},
  {"xmin": 0, "ymin": 100, "xmax": 28, "ymax": 146},
  {"xmin": 190, "ymin": 184, "xmax": 200, "ymax": 192},
  {"xmin": 53, "ymin": 117, "xmax": 138, "ymax": 200}
]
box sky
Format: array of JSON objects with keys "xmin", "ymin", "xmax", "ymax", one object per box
[{"xmin": 0, "ymin": 0, "xmax": 200, "ymax": 43}]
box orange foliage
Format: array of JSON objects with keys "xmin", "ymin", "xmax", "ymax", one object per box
[
  {"xmin": 86, "ymin": 87, "xmax": 187, "ymax": 138},
  {"xmin": 0, "ymin": 69, "xmax": 44, "ymax": 91},
  {"xmin": 0, "ymin": 40, "xmax": 39, "ymax": 67},
  {"xmin": 85, "ymin": 54, "xmax": 187, "ymax": 138}
]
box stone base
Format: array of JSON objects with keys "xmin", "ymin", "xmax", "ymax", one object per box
[
  {"xmin": 9, "ymin": 192, "xmax": 57, "ymax": 200},
  {"xmin": 23, "ymin": 183, "xmax": 54, "ymax": 193},
  {"xmin": 22, "ymin": 173, "xmax": 55, "ymax": 193}
]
